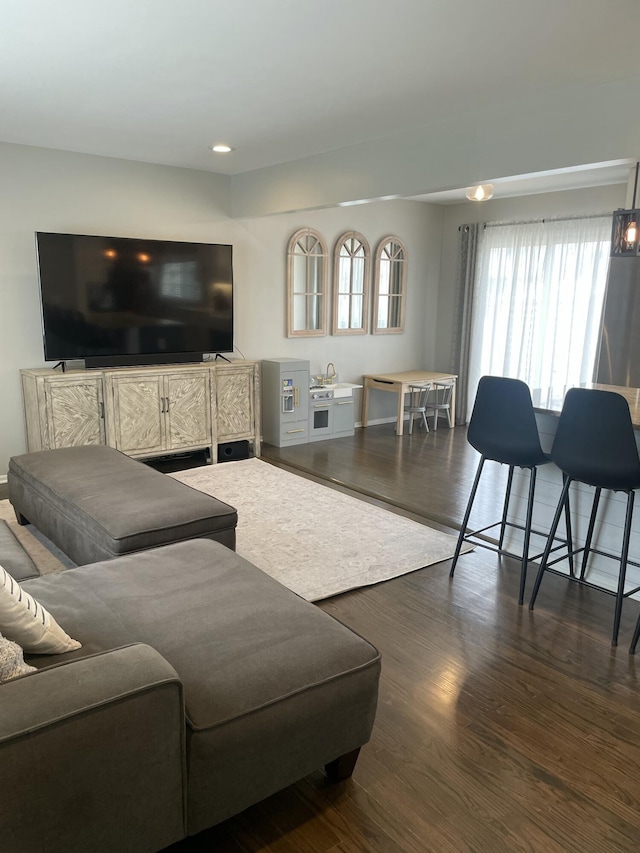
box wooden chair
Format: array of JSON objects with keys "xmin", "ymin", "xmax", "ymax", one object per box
[
  {"xmin": 403, "ymin": 383, "xmax": 432, "ymax": 434},
  {"xmin": 425, "ymin": 380, "xmax": 455, "ymax": 430}
]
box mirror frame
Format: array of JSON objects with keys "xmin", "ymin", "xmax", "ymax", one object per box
[
  {"xmin": 331, "ymin": 231, "xmax": 370, "ymax": 336},
  {"xmin": 286, "ymin": 227, "xmax": 329, "ymax": 337},
  {"xmin": 372, "ymin": 235, "xmax": 407, "ymax": 334}
]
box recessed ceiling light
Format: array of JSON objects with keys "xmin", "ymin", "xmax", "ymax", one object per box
[{"xmin": 210, "ymin": 144, "xmax": 234, "ymax": 153}]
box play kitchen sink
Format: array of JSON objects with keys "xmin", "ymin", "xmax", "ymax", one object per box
[
  {"xmin": 310, "ymin": 382, "xmax": 359, "ymax": 398},
  {"xmin": 311, "ymin": 363, "xmax": 360, "ymax": 398},
  {"xmin": 331, "ymin": 383, "xmax": 360, "ymax": 398}
]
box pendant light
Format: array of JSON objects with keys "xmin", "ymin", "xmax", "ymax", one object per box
[
  {"xmin": 611, "ymin": 162, "xmax": 640, "ymax": 256},
  {"xmin": 466, "ymin": 184, "xmax": 494, "ymax": 202}
]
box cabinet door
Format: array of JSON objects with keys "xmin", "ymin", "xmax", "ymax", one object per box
[
  {"xmin": 164, "ymin": 371, "xmax": 212, "ymax": 450},
  {"xmin": 216, "ymin": 366, "xmax": 256, "ymax": 441},
  {"xmin": 278, "ymin": 368, "xmax": 309, "ymax": 426},
  {"xmin": 107, "ymin": 374, "xmax": 165, "ymax": 455},
  {"xmin": 44, "ymin": 376, "xmax": 105, "ymax": 449},
  {"xmin": 333, "ymin": 397, "xmax": 355, "ymax": 435}
]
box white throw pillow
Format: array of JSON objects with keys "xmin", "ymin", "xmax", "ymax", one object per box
[
  {"xmin": 0, "ymin": 632, "xmax": 36, "ymax": 682},
  {"xmin": 0, "ymin": 565, "xmax": 81, "ymax": 654}
]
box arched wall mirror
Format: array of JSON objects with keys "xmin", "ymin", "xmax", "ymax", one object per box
[
  {"xmin": 332, "ymin": 231, "xmax": 370, "ymax": 336},
  {"xmin": 287, "ymin": 227, "xmax": 329, "ymax": 337},
  {"xmin": 372, "ymin": 236, "xmax": 407, "ymax": 334}
]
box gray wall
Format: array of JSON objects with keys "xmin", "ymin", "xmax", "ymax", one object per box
[{"xmin": 0, "ymin": 142, "xmax": 443, "ymax": 474}]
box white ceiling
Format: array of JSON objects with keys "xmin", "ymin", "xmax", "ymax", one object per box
[{"xmin": 2, "ymin": 0, "xmax": 639, "ymax": 199}]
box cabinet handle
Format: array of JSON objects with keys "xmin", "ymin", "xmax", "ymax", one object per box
[
  {"xmin": 287, "ymin": 428, "xmax": 305, "ymax": 434},
  {"xmin": 313, "ymin": 404, "xmax": 330, "ymax": 410},
  {"xmin": 336, "ymin": 400, "xmax": 353, "ymax": 405},
  {"xmin": 293, "ymin": 386, "xmax": 299, "ymax": 407},
  {"xmin": 100, "ymin": 401, "xmax": 105, "ymax": 419},
  {"xmin": 161, "ymin": 397, "xmax": 165, "ymax": 413},
  {"xmin": 166, "ymin": 396, "xmax": 170, "ymax": 412}
]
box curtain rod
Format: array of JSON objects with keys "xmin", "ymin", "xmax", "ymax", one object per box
[
  {"xmin": 483, "ymin": 212, "xmax": 610, "ymax": 229},
  {"xmin": 458, "ymin": 213, "xmax": 610, "ymax": 232}
]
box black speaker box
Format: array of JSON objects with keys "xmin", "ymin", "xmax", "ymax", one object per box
[{"xmin": 217, "ymin": 439, "xmax": 250, "ymax": 463}]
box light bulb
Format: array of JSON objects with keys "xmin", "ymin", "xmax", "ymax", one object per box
[
  {"xmin": 625, "ymin": 221, "xmax": 637, "ymax": 245},
  {"xmin": 466, "ymin": 184, "xmax": 494, "ymax": 202}
]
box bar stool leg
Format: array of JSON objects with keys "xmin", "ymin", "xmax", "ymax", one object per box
[
  {"xmin": 562, "ymin": 474, "xmax": 575, "ymax": 577},
  {"xmin": 499, "ymin": 466, "xmax": 515, "ymax": 550},
  {"xmin": 519, "ymin": 466, "xmax": 537, "ymax": 606},
  {"xmin": 450, "ymin": 456, "xmax": 485, "ymax": 577},
  {"xmin": 580, "ymin": 487, "xmax": 602, "ymax": 580},
  {"xmin": 630, "ymin": 613, "xmax": 640, "ymax": 654},
  {"xmin": 612, "ymin": 491, "xmax": 634, "ymax": 647},
  {"xmin": 529, "ymin": 477, "xmax": 572, "ymax": 610}
]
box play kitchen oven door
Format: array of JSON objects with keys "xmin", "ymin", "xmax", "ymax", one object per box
[{"xmin": 309, "ymin": 389, "xmax": 334, "ymax": 438}]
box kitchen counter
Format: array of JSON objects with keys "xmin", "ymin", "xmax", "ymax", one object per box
[{"xmin": 532, "ymin": 382, "xmax": 640, "ymax": 427}]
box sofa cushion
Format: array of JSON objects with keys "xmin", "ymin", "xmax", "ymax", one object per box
[
  {"xmin": 0, "ymin": 519, "xmax": 39, "ymax": 581},
  {"xmin": 0, "ymin": 565, "xmax": 81, "ymax": 654},
  {"xmin": 22, "ymin": 539, "xmax": 380, "ymax": 729},
  {"xmin": 8, "ymin": 445, "xmax": 238, "ymax": 563}
]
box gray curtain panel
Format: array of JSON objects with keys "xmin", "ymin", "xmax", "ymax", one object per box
[{"xmin": 449, "ymin": 223, "xmax": 480, "ymax": 424}]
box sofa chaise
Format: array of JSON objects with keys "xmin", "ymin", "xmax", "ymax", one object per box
[{"xmin": 0, "ymin": 486, "xmax": 381, "ymax": 852}]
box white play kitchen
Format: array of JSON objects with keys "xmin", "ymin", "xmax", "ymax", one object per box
[{"xmin": 261, "ymin": 358, "xmax": 361, "ymax": 447}]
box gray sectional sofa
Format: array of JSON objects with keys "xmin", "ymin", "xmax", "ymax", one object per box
[{"xmin": 0, "ymin": 450, "xmax": 381, "ymax": 853}]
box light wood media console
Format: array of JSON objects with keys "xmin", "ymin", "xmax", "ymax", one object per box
[{"xmin": 20, "ymin": 361, "xmax": 261, "ymax": 463}]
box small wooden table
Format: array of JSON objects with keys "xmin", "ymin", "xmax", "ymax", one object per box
[{"xmin": 362, "ymin": 370, "xmax": 458, "ymax": 436}]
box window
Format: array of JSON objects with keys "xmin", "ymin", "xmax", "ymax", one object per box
[
  {"xmin": 467, "ymin": 216, "xmax": 611, "ymax": 416},
  {"xmin": 287, "ymin": 228, "xmax": 328, "ymax": 337},
  {"xmin": 373, "ymin": 236, "xmax": 406, "ymax": 334},
  {"xmin": 332, "ymin": 231, "xmax": 370, "ymax": 335}
]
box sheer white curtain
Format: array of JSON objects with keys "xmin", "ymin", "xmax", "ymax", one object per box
[{"xmin": 466, "ymin": 215, "xmax": 611, "ymax": 418}]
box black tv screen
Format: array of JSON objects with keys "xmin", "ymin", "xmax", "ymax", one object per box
[{"xmin": 35, "ymin": 232, "xmax": 234, "ymax": 367}]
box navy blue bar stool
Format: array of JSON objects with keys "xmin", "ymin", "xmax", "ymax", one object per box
[
  {"xmin": 529, "ymin": 387, "xmax": 640, "ymax": 647},
  {"xmin": 631, "ymin": 611, "xmax": 640, "ymax": 654},
  {"xmin": 450, "ymin": 376, "xmax": 572, "ymax": 605}
]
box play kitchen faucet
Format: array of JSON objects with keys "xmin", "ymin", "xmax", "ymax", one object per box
[
  {"xmin": 311, "ymin": 363, "xmax": 338, "ymax": 387},
  {"xmin": 324, "ymin": 363, "xmax": 337, "ymax": 384}
]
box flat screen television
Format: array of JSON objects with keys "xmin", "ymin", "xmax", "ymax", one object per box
[{"xmin": 35, "ymin": 232, "xmax": 234, "ymax": 367}]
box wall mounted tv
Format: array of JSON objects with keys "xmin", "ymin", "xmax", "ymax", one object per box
[{"xmin": 35, "ymin": 232, "xmax": 234, "ymax": 368}]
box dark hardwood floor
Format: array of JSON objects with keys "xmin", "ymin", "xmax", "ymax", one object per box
[
  {"xmin": 166, "ymin": 422, "xmax": 640, "ymax": 852},
  {"xmin": 261, "ymin": 420, "xmax": 506, "ymax": 534}
]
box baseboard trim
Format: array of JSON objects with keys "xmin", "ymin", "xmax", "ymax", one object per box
[
  {"xmin": 355, "ymin": 417, "xmax": 397, "ymax": 428},
  {"xmin": 0, "ymin": 475, "xmax": 7, "ymax": 485}
]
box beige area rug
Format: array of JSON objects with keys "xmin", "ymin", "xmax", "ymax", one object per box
[
  {"xmin": 0, "ymin": 500, "xmax": 70, "ymax": 575},
  {"xmin": 172, "ymin": 458, "xmax": 472, "ymax": 601}
]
